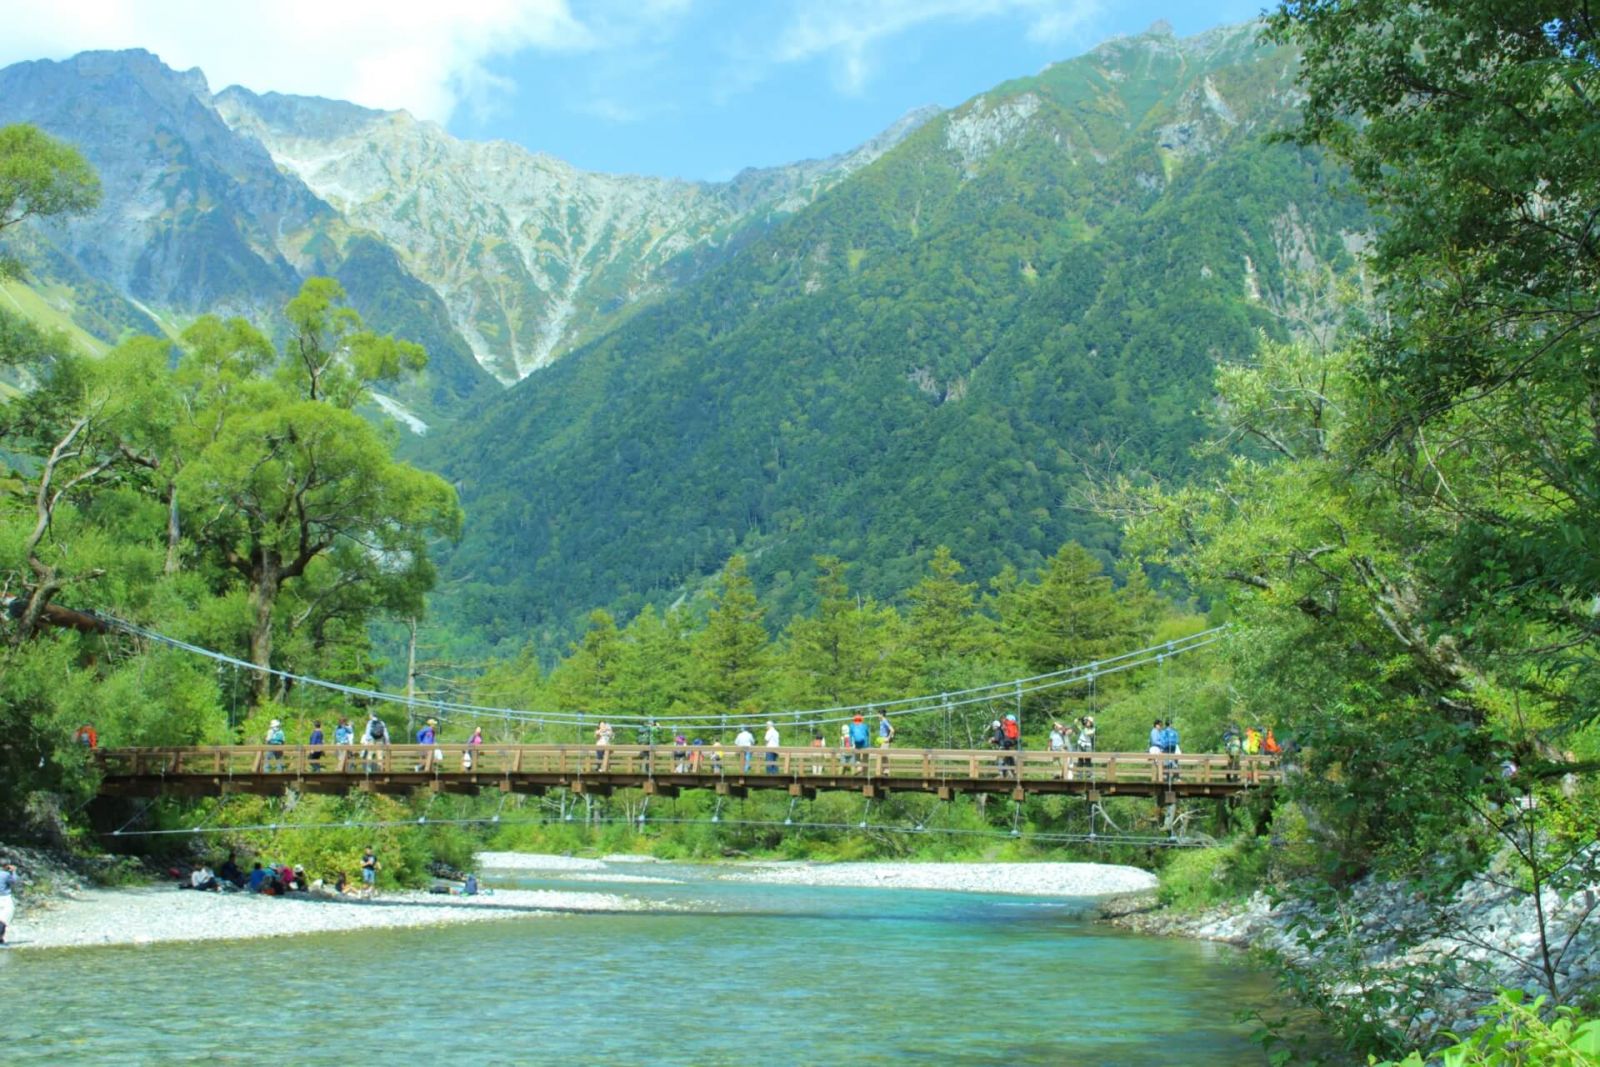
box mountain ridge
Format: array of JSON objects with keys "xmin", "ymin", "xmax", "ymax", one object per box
[{"xmin": 418, "ymin": 19, "xmax": 1370, "ymax": 651}]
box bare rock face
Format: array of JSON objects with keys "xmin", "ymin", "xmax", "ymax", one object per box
[{"xmin": 216, "ymin": 90, "xmax": 937, "ymax": 384}]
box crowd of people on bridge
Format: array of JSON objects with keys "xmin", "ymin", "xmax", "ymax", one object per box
[{"xmin": 90, "ymin": 709, "xmax": 1287, "ymax": 782}]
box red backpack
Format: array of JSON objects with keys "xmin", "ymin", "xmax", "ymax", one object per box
[{"xmin": 1002, "ymin": 718, "xmax": 1019, "ymax": 741}]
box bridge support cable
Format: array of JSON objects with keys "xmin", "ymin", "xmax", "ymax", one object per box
[{"xmin": 92, "ymin": 611, "xmax": 1229, "ymax": 731}]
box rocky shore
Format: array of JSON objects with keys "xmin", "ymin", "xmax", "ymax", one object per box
[{"xmin": 1101, "ymin": 862, "xmax": 1599, "ymax": 1045}]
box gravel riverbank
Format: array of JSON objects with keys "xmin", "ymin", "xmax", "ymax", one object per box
[
  {"xmin": 715, "ymin": 860, "xmax": 1158, "ymax": 897},
  {"xmin": 6, "ymin": 851, "xmax": 1156, "ymax": 952},
  {"xmin": 477, "ymin": 851, "xmax": 1158, "ymax": 897},
  {"xmin": 7, "ymin": 884, "xmax": 643, "ymax": 951}
]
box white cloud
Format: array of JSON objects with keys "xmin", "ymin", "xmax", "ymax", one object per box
[
  {"xmin": 0, "ymin": 0, "xmax": 594, "ymax": 122},
  {"xmin": 774, "ymin": 0, "xmax": 1101, "ymax": 94}
]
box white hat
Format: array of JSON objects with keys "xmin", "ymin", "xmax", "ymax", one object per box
[{"xmin": 269, "ymin": 719, "xmax": 281, "ymax": 728}]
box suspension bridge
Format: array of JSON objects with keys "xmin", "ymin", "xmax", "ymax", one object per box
[
  {"xmin": 92, "ymin": 743, "xmax": 1278, "ymax": 804},
  {"xmin": 76, "ymin": 615, "xmax": 1276, "ymax": 843}
]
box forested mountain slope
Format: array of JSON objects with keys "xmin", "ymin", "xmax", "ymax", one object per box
[{"xmin": 426, "ymin": 21, "xmax": 1369, "ymax": 651}]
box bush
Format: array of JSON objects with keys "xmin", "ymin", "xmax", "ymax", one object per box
[
  {"xmin": 1374, "ymin": 992, "xmax": 1598, "ymax": 1067},
  {"xmin": 1157, "ymin": 836, "xmax": 1268, "ymax": 912}
]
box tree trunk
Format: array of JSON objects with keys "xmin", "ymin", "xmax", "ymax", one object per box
[
  {"xmin": 164, "ymin": 483, "xmax": 181, "ymax": 575},
  {"xmin": 247, "ymin": 558, "xmax": 280, "ymax": 706}
]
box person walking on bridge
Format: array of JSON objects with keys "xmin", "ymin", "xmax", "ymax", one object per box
[
  {"xmin": 361, "ymin": 712, "xmax": 388, "ymax": 771},
  {"xmin": 734, "ymin": 725, "xmax": 755, "ymax": 773},
  {"xmin": 848, "ymin": 715, "xmax": 870, "ymax": 750},
  {"xmin": 308, "ymin": 720, "xmax": 325, "ymax": 772},
  {"xmin": 1159, "ymin": 720, "xmax": 1181, "ymax": 782},
  {"xmin": 264, "ymin": 719, "xmax": 286, "ymax": 772},
  {"xmin": 877, "ymin": 712, "xmax": 895, "ymax": 748},
  {"xmin": 764, "ymin": 721, "xmax": 781, "ymax": 774}
]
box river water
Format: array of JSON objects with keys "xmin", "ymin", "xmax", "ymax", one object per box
[{"xmin": 5, "ymin": 862, "xmax": 1283, "ymax": 1064}]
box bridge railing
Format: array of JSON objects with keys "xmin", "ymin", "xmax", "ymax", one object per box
[{"xmin": 94, "ymin": 744, "xmax": 1280, "ymax": 786}]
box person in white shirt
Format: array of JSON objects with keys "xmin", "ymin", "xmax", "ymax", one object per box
[
  {"xmin": 734, "ymin": 725, "xmax": 755, "ymax": 772},
  {"xmin": 763, "ymin": 722, "xmax": 781, "ymax": 774}
]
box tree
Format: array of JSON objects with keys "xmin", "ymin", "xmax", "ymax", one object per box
[
  {"xmin": 778, "ymin": 556, "xmax": 912, "ymax": 710},
  {"xmin": 279, "ymin": 277, "xmax": 425, "ymax": 408},
  {"xmin": 175, "ymin": 280, "xmax": 461, "ymax": 703},
  {"xmin": 905, "ymin": 546, "xmax": 989, "ymax": 664},
  {"xmin": 550, "ymin": 609, "xmax": 623, "ymax": 720},
  {"xmin": 1, "ymin": 339, "xmax": 172, "ymax": 641},
  {"xmin": 996, "ymin": 542, "xmax": 1139, "ymax": 674},
  {"xmin": 0, "ymin": 124, "xmax": 100, "ymax": 245},
  {"xmin": 1264, "ymin": 1, "xmax": 1600, "ymax": 735},
  {"xmin": 690, "ymin": 555, "xmax": 770, "ymax": 713}
]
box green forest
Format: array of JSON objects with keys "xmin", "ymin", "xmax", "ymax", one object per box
[{"xmin": 3, "ymin": 3, "xmax": 1600, "ymax": 1062}]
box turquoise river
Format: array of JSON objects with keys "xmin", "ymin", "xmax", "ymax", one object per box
[{"xmin": 3, "ymin": 862, "xmax": 1294, "ymax": 1064}]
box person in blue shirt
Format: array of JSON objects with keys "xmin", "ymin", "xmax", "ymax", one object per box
[
  {"xmin": 848, "ymin": 715, "xmax": 870, "ymax": 749},
  {"xmin": 247, "ymin": 862, "xmax": 269, "ymax": 893},
  {"xmin": 1149, "ymin": 719, "xmax": 1164, "ymax": 754},
  {"xmin": 308, "ymin": 720, "xmax": 325, "ymax": 772}
]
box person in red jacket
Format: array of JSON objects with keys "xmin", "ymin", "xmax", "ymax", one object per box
[{"xmin": 73, "ymin": 723, "xmax": 98, "ymax": 749}]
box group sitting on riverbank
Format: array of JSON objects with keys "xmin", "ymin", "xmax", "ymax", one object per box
[{"xmin": 173, "ymin": 849, "xmax": 382, "ymax": 899}]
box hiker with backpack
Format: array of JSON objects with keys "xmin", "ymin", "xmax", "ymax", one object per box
[
  {"xmin": 1159, "ymin": 719, "xmax": 1181, "ymax": 781},
  {"xmin": 1263, "ymin": 728, "xmax": 1282, "ymax": 761},
  {"xmin": 361, "ymin": 711, "xmax": 388, "ymax": 771},
  {"xmin": 1223, "ymin": 724, "xmax": 1243, "ymax": 781},
  {"xmin": 996, "ymin": 714, "xmax": 1020, "ymax": 777},
  {"xmin": 264, "ymin": 718, "xmax": 286, "ymax": 772}
]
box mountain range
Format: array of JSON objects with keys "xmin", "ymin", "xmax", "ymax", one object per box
[
  {"xmin": 0, "ymin": 21, "xmax": 1367, "ymax": 652},
  {"xmin": 0, "ymin": 49, "xmax": 930, "ymax": 417}
]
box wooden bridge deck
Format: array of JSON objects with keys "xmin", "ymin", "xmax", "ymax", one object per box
[{"xmin": 94, "ymin": 744, "xmax": 1279, "ymax": 802}]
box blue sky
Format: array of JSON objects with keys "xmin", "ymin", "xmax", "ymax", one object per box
[
  {"xmin": 2, "ymin": 0, "xmax": 1268, "ymax": 181},
  {"xmin": 453, "ymin": 1, "xmax": 1269, "ymax": 179}
]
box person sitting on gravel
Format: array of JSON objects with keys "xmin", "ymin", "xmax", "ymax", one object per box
[
  {"xmin": 188, "ymin": 864, "xmax": 220, "ymax": 891},
  {"xmin": 247, "ymin": 862, "xmax": 269, "ymax": 893},
  {"xmin": 218, "ymin": 852, "xmax": 244, "ymax": 888}
]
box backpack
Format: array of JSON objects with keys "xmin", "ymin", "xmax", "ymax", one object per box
[
  {"xmin": 370, "ymin": 719, "xmax": 387, "ymax": 741},
  {"xmin": 1002, "ymin": 719, "xmax": 1019, "ymax": 741}
]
